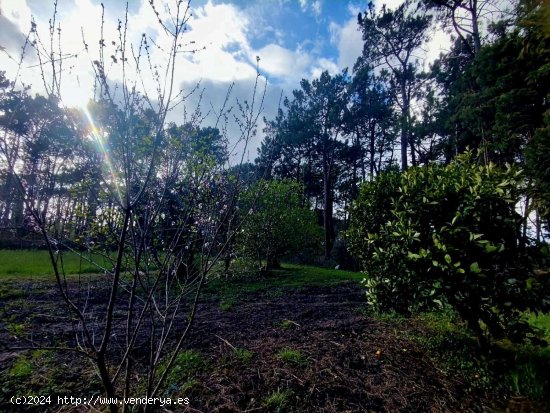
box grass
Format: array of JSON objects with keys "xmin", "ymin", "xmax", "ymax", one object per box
[
  {"xmin": 378, "ymin": 309, "xmax": 550, "ymax": 402},
  {"xmin": 2, "ymin": 249, "xmax": 548, "ymax": 404},
  {"xmin": 277, "ymin": 347, "xmax": 306, "ymax": 364},
  {"xmin": 527, "ymin": 312, "xmax": 550, "ymax": 340},
  {"xmin": 171, "ymin": 350, "xmax": 207, "ymax": 376},
  {"xmin": 264, "ymin": 389, "xmax": 292, "ymax": 412},
  {"xmin": 4, "ymin": 349, "xmax": 93, "ymax": 398},
  {"xmin": 270, "ymin": 263, "xmax": 365, "ymax": 286},
  {"xmin": 205, "ymin": 263, "xmax": 364, "ymax": 305},
  {"xmin": 233, "ymin": 348, "xmax": 253, "ymax": 364},
  {"xmin": 0, "ymin": 249, "xmax": 113, "ymax": 278},
  {"xmin": 504, "ymin": 313, "xmax": 550, "ymax": 400},
  {"xmin": 9, "ymin": 355, "xmax": 33, "ymax": 378},
  {"xmin": 219, "ymin": 299, "xmax": 235, "ymax": 311},
  {"xmin": 280, "ymin": 319, "xmax": 300, "ymax": 329},
  {"xmin": 0, "ymin": 283, "xmax": 26, "ymax": 299},
  {"xmin": 7, "ymin": 322, "xmax": 27, "ymax": 336},
  {"xmin": 164, "ymin": 350, "xmax": 207, "ymax": 388}
]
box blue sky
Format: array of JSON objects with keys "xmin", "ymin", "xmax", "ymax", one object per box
[
  {"xmin": 0, "ymin": 0, "xmax": 393, "ymax": 95},
  {"xmin": 0, "ymin": 0, "xmax": 447, "ymax": 155}
]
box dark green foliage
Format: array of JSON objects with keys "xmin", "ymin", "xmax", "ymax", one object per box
[
  {"xmin": 444, "ymin": 31, "xmax": 548, "ymax": 164},
  {"xmin": 238, "ymin": 180, "xmax": 322, "ymax": 270},
  {"xmin": 521, "ymin": 0, "xmax": 550, "ymax": 231},
  {"xmin": 427, "ymin": 0, "xmax": 549, "ymax": 169},
  {"xmin": 525, "ymin": 110, "xmax": 550, "ymax": 231},
  {"xmin": 344, "ymin": 67, "xmax": 397, "ymax": 182},
  {"xmin": 348, "ymin": 153, "xmax": 549, "ymax": 345}
]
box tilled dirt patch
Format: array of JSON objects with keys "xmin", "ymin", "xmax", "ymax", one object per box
[
  {"xmin": 1, "ymin": 280, "xmax": 492, "ymax": 412},
  {"xmin": 181, "ymin": 285, "xmax": 478, "ymax": 412}
]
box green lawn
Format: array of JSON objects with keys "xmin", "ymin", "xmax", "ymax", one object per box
[
  {"xmin": 0, "ymin": 249, "xmax": 112, "ymax": 278},
  {"xmin": 205, "ymin": 263, "xmax": 365, "ymax": 303}
]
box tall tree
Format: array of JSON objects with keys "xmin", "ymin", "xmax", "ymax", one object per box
[
  {"xmin": 356, "ymin": 0, "xmax": 431, "ymax": 170},
  {"xmin": 519, "ymin": 0, "xmax": 550, "ymax": 233},
  {"xmin": 423, "ymin": 0, "xmax": 511, "ymax": 57},
  {"xmin": 435, "ymin": 28, "xmax": 548, "ymax": 165},
  {"xmin": 345, "ymin": 67, "xmax": 396, "ymax": 183},
  {"xmin": 304, "ymin": 72, "xmax": 350, "ymax": 259},
  {"xmin": 259, "ymin": 71, "xmax": 349, "ymax": 259},
  {"xmin": 0, "ymin": 76, "xmax": 83, "ymax": 233}
]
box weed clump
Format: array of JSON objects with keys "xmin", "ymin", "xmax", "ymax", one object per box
[
  {"xmin": 277, "ymin": 347, "xmax": 305, "ymax": 364},
  {"xmin": 264, "ymin": 389, "xmax": 292, "ymax": 412}
]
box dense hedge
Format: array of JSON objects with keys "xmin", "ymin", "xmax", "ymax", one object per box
[{"xmin": 347, "ymin": 154, "xmax": 549, "ymax": 346}]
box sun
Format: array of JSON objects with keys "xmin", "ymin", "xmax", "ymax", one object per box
[{"xmin": 61, "ymin": 89, "xmax": 92, "ymax": 110}]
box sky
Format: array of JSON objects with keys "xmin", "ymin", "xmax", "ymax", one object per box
[{"xmin": 0, "ymin": 0, "xmax": 451, "ymax": 158}]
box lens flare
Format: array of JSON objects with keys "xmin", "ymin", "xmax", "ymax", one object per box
[{"xmin": 81, "ymin": 106, "xmax": 123, "ymax": 204}]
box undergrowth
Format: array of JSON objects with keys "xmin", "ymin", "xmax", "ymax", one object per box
[{"xmin": 373, "ymin": 309, "xmax": 550, "ymax": 404}]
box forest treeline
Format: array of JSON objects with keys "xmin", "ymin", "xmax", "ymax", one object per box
[
  {"xmin": 255, "ymin": 0, "xmax": 549, "ymax": 260},
  {"xmin": 0, "ymin": 0, "xmax": 549, "ymax": 405},
  {"xmin": 0, "ymin": 0, "xmax": 548, "ymax": 267}
]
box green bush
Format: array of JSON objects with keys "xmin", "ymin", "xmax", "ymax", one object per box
[
  {"xmin": 347, "ymin": 153, "xmax": 548, "ymax": 346},
  {"xmin": 238, "ymin": 180, "xmax": 322, "ymax": 270}
]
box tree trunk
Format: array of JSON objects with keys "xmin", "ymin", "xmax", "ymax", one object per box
[
  {"xmin": 523, "ymin": 194, "xmax": 530, "ymax": 240},
  {"xmin": 369, "ymin": 122, "xmax": 376, "ymax": 178},
  {"xmin": 266, "ymin": 255, "xmax": 280, "ymax": 270},
  {"xmin": 410, "ymin": 135, "xmax": 417, "ymax": 167},
  {"xmin": 535, "ymin": 209, "xmax": 541, "ymax": 243},
  {"xmin": 470, "ymin": 0, "xmax": 481, "ymax": 55},
  {"xmin": 400, "ymin": 79, "xmax": 409, "ymax": 171},
  {"xmin": 1, "ymin": 172, "xmax": 14, "ymax": 227},
  {"xmin": 322, "ymin": 146, "xmax": 333, "ymax": 259},
  {"xmin": 360, "ymin": 128, "xmax": 366, "ymax": 181},
  {"xmin": 96, "ymin": 353, "xmax": 118, "ymax": 413}
]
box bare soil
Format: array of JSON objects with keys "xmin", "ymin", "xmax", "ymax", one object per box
[{"xmin": 0, "ymin": 280, "xmax": 504, "ymax": 412}]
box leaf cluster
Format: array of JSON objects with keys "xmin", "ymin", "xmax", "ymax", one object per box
[
  {"xmin": 237, "ymin": 180, "xmax": 322, "ymax": 269},
  {"xmin": 347, "ymin": 153, "xmax": 549, "ymax": 345}
]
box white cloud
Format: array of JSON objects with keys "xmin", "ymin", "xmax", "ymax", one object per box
[
  {"xmin": 0, "ymin": 0, "xmax": 389, "ymax": 157},
  {"xmin": 347, "ymin": 3, "xmax": 362, "ymax": 16},
  {"xmin": 311, "ymin": 0, "xmax": 322, "ymax": 17},
  {"xmin": 0, "ymin": 0, "xmax": 343, "ymax": 104},
  {"xmin": 0, "ymin": 0, "xmax": 262, "ymax": 107},
  {"xmin": 0, "ymin": 0, "xmax": 33, "ymax": 33},
  {"xmin": 375, "ymin": 0, "xmax": 405, "ymax": 12},
  {"xmin": 424, "ymin": 29, "xmax": 451, "ymax": 68},
  {"xmin": 253, "ymin": 43, "xmax": 311, "ymax": 81},
  {"xmin": 337, "ymin": 19, "xmax": 364, "ymax": 71},
  {"xmin": 298, "ymin": 0, "xmax": 322, "ymax": 18},
  {"xmin": 310, "ymin": 57, "xmax": 339, "ymax": 78},
  {"xmin": 328, "ymin": 16, "xmax": 364, "ymax": 72},
  {"xmin": 0, "ymin": 0, "xmax": 293, "ymax": 158}
]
